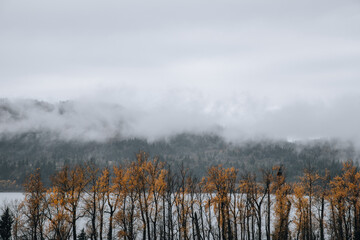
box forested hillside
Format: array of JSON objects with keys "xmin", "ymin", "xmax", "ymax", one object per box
[{"xmin": 0, "ymin": 132, "xmax": 356, "ymax": 191}]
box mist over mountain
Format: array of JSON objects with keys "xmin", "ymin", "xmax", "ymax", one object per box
[
  {"xmin": 2, "ymin": 97, "xmax": 360, "ymax": 145},
  {"xmin": 0, "ymin": 99, "xmax": 129, "ymax": 141},
  {"xmin": 0, "ymin": 98, "xmax": 359, "ymax": 191}
]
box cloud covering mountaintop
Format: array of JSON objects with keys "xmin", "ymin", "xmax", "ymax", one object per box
[
  {"xmin": 1, "ymin": 97, "xmax": 360, "ymax": 144},
  {"xmin": 0, "ymin": 0, "xmax": 360, "ymax": 143}
]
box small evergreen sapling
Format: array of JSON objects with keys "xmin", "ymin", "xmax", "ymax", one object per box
[
  {"xmin": 77, "ymin": 228, "xmax": 87, "ymax": 240},
  {"xmin": 0, "ymin": 207, "xmax": 13, "ymax": 240}
]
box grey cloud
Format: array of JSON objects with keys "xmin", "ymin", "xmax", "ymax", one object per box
[
  {"xmin": 0, "ymin": 0, "xmax": 360, "ymax": 143},
  {"xmin": 1, "ymin": 95, "xmax": 360, "ymax": 145},
  {"xmin": 246, "ymin": 97, "xmax": 360, "ymax": 142},
  {"xmin": 1, "ymin": 0, "xmax": 359, "ymax": 77},
  {"xmin": 0, "ymin": 99, "xmax": 128, "ymax": 141}
]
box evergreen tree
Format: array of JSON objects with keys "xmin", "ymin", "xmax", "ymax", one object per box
[
  {"xmin": 0, "ymin": 207, "xmax": 13, "ymax": 240},
  {"xmin": 77, "ymin": 228, "xmax": 87, "ymax": 240}
]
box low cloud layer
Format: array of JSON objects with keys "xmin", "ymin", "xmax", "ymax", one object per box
[
  {"xmin": 1, "ymin": 96, "xmax": 360, "ymax": 144},
  {"xmin": 0, "ymin": 0, "xmax": 359, "ymax": 143}
]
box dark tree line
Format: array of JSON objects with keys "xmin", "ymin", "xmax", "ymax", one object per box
[{"xmin": 0, "ymin": 133, "xmax": 350, "ymax": 191}]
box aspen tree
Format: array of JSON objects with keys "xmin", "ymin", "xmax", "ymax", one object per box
[
  {"xmin": 240, "ymin": 173, "xmax": 266, "ymax": 240},
  {"xmin": 131, "ymin": 151, "xmax": 164, "ymax": 240},
  {"xmin": 50, "ymin": 165, "xmax": 87, "ymax": 240},
  {"xmin": 205, "ymin": 165, "xmax": 237, "ymax": 240},
  {"xmin": 326, "ymin": 161, "xmax": 360, "ymax": 240},
  {"xmin": 164, "ymin": 167, "xmax": 177, "ymax": 240},
  {"xmin": 83, "ymin": 163, "xmax": 99, "ymax": 240},
  {"xmin": 11, "ymin": 200, "xmax": 27, "ymax": 240},
  {"xmin": 202, "ymin": 175, "xmax": 216, "ymax": 239},
  {"xmin": 300, "ymin": 167, "xmax": 319, "ymax": 240},
  {"xmin": 195, "ymin": 179, "xmax": 207, "ymax": 240},
  {"xmin": 46, "ymin": 186, "xmax": 72, "ymax": 240},
  {"xmin": 132, "ymin": 152, "xmax": 151, "ymax": 240},
  {"xmin": 292, "ymin": 166, "xmax": 320, "ymax": 240},
  {"xmin": 272, "ymin": 166, "xmax": 291, "ymax": 240},
  {"xmin": 108, "ymin": 165, "xmax": 124, "ymax": 240},
  {"xmin": 175, "ymin": 165, "xmax": 191, "ymax": 240},
  {"xmin": 147, "ymin": 158, "xmax": 167, "ymax": 239},
  {"xmin": 328, "ymin": 174, "xmax": 347, "ymax": 239},
  {"xmin": 292, "ymin": 182, "xmax": 309, "ymax": 240},
  {"xmin": 186, "ymin": 175, "xmax": 200, "ymax": 240},
  {"xmin": 121, "ymin": 164, "xmax": 139, "ymax": 239},
  {"xmin": 261, "ymin": 168, "xmax": 273, "ymax": 240},
  {"xmin": 342, "ymin": 161, "xmax": 360, "ymax": 239},
  {"xmin": 314, "ymin": 169, "xmax": 330, "ymax": 240},
  {"xmin": 97, "ymin": 168, "xmax": 110, "ymax": 240},
  {"xmin": 23, "ymin": 169, "xmax": 46, "ymax": 240}
]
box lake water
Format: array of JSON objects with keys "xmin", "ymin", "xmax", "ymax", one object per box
[{"xmin": 0, "ymin": 192, "xmax": 24, "ymax": 206}]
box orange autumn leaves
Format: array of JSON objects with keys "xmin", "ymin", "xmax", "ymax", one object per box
[{"xmin": 17, "ymin": 152, "xmax": 360, "ymax": 240}]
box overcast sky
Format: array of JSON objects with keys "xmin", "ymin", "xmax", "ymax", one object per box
[{"xmin": 0, "ymin": 0, "xmax": 360, "ymax": 142}]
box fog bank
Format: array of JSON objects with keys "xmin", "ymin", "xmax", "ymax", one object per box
[{"xmin": 1, "ymin": 96, "xmax": 360, "ymax": 145}]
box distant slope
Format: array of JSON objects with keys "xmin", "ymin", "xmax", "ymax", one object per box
[{"xmin": 0, "ymin": 131, "xmax": 357, "ymax": 190}]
